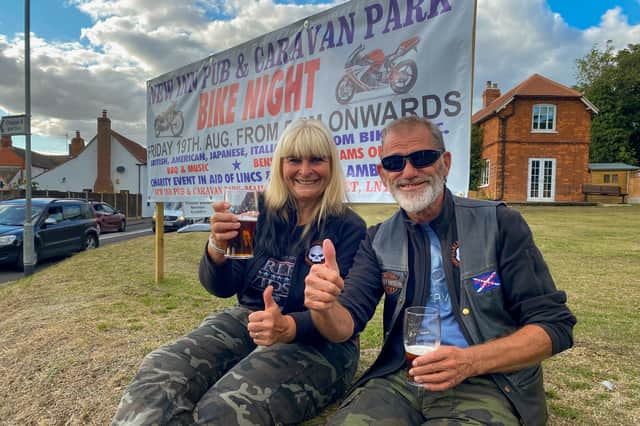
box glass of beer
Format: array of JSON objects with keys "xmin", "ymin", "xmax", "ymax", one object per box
[
  {"xmin": 403, "ymin": 306, "xmax": 440, "ymax": 386},
  {"xmin": 223, "ymin": 189, "xmax": 259, "ymax": 259}
]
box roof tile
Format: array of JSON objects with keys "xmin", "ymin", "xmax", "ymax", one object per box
[{"xmin": 472, "ymin": 74, "xmax": 585, "ymax": 124}]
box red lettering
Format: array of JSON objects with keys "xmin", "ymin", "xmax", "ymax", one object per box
[
  {"xmin": 253, "ymin": 157, "xmax": 272, "ymax": 168},
  {"xmin": 207, "ymin": 88, "xmax": 216, "ymax": 127},
  {"xmin": 242, "ymin": 78, "xmax": 261, "ymax": 121},
  {"xmin": 226, "ymin": 83, "xmax": 239, "ymax": 124},
  {"xmin": 214, "ymin": 86, "xmax": 228, "ymax": 126},
  {"xmin": 304, "ymin": 58, "xmax": 320, "ymax": 108},
  {"xmin": 257, "ymin": 75, "xmax": 269, "ymax": 118},
  {"xmin": 284, "ymin": 63, "xmax": 304, "ymax": 113},
  {"xmin": 340, "ymin": 147, "xmax": 364, "ymax": 160},
  {"xmin": 267, "ymin": 70, "xmax": 284, "ymax": 117},
  {"xmin": 197, "ymin": 92, "xmax": 208, "ymax": 130},
  {"xmin": 187, "ymin": 163, "xmax": 209, "ymax": 172}
]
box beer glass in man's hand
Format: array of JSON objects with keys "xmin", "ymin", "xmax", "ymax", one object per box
[
  {"xmin": 224, "ymin": 189, "xmax": 259, "ymax": 259},
  {"xmin": 403, "ymin": 306, "xmax": 440, "ymax": 386}
]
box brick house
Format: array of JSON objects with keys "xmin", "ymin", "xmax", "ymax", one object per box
[{"xmin": 471, "ymin": 74, "xmax": 598, "ymax": 202}]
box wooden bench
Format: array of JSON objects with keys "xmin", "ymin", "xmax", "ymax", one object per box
[{"xmin": 581, "ymin": 184, "xmax": 626, "ymax": 203}]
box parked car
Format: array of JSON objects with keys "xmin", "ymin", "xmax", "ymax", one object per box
[
  {"xmin": 90, "ymin": 201, "xmax": 126, "ymax": 234},
  {"xmin": 0, "ymin": 198, "xmax": 100, "ymax": 270},
  {"xmin": 151, "ymin": 202, "xmax": 193, "ymax": 232}
]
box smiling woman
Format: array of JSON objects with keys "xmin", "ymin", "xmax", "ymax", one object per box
[{"xmin": 112, "ymin": 118, "xmax": 367, "ymax": 425}]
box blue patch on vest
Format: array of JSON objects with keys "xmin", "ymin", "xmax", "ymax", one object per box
[{"xmin": 472, "ymin": 271, "xmax": 501, "ymax": 293}]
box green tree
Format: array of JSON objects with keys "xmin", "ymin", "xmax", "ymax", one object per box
[
  {"xmin": 575, "ymin": 42, "xmax": 640, "ymax": 165},
  {"xmin": 468, "ymin": 124, "xmax": 483, "ymax": 190}
]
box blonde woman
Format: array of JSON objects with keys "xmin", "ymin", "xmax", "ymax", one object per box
[{"xmin": 113, "ymin": 118, "xmax": 366, "ymax": 425}]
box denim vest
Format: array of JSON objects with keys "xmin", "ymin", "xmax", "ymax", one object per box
[{"xmin": 368, "ymin": 197, "xmax": 546, "ymax": 426}]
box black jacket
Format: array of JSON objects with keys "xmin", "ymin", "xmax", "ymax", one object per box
[
  {"xmin": 199, "ymin": 203, "xmax": 366, "ymax": 345},
  {"xmin": 339, "ymin": 190, "xmax": 576, "ymax": 424}
]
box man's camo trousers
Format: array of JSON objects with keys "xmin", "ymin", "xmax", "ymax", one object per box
[
  {"xmin": 112, "ymin": 306, "xmax": 359, "ymax": 425},
  {"xmin": 328, "ymin": 370, "xmax": 520, "ymax": 425}
]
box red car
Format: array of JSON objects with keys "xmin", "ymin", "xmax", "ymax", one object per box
[{"xmin": 90, "ymin": 202, "xmax": 126, "ymax": 234}]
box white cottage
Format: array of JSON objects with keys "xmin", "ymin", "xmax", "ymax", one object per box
[{"xmin": 35, "ymin": 110, "xmax": 152, "ymax": 217}]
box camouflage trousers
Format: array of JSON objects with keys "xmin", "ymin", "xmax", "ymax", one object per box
[
  {"xmin": 112, "ymin": 306, "xmax": 359, "ymax": 426},
  {"xmin": 328, "ymin": 369, "xmax": 519, "ymax": 425}
]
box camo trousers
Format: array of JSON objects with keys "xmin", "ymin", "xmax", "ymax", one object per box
[
  {"xmin": 112, "ymin": 306, "xmax": 359, "ymax": 426},
  {"xmin": 328, "ymin": 370, "xmax": 519, "ymax": 425}
]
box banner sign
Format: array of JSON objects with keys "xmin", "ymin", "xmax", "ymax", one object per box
[{"xmin": 147, "ymin": 0, "xmax": 476, "ymax": 204}]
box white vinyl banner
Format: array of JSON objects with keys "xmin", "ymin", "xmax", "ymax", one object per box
[{"xmin": 147, "ymin": 0, "xmax": 476, "ymax": 203}]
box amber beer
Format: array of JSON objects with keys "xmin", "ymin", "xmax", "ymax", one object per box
[
  {"xmin": 403, "ymin": 306, "xmax": 440, "ymax": 386},
  {"xmin": 225, "ymin": 216, "xmax": 257, "ymax": 259},
  {"xmin": 404, "ymin": 344, "xmax": 436, "ymax": 384}
]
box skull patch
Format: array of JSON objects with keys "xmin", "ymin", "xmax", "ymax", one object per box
[{"xmin": 306, "ymin": 242, "xmax": 325, "ymax": 265}]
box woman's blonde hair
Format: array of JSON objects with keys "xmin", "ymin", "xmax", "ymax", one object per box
[{"xmin": 265, "ymin": 118, "xmax": 346, "ymax": 236}]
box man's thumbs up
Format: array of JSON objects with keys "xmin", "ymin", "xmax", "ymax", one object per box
[
  {"xmin": 322, "ymin": 238, "xmax": 339, "ymax": 272},
  {"xmin": 263, "ymin": 285, "xmax": 277, "ymax": 310},
  {"xmin": 304, "ymin": 239, "xmax": 344, "ymax": 311}
]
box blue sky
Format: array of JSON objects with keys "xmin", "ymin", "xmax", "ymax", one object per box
[
  {"xmin": 1, "ymin": 0, "xmax": 639, "ymax": 154},
  {"xmin": 3, "ymin": 1, "xmax": 637, "ymax": 43}
]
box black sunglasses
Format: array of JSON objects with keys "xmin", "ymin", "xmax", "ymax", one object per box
[{"xmin": 381, "ymin": 149, "xmax": 443, "ymax": 172}]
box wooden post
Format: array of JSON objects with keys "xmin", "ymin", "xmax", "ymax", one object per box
[{"xmin": 155, "ymin": 202, "xmax": 164, "ymax": 283}]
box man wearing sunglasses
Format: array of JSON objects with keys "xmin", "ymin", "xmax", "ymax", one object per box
[{"xmin": 305, "ymin": 116, "xmax": 576, "ymax": 425}]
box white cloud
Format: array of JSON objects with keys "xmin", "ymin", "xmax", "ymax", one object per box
[
  {"xmin": 0, "ymin": 0, "xmax": 638, "ymax": 153},
  {"xmin": 473, "ymin": 0, "xmax": 640, "ymax": 111}
]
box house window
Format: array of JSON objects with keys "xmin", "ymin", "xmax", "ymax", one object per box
[
  {"xmin": 612, "ymin": 174, "xmax": 619, "ymax": 183},
  {"xmin": 480, "ymin": 159, "xmax": 490, "ymax": 187},
  {"xmin": 604, "ymin": 174, "xmax": 610, "ymax": 183},
  {"xmin": 532, "ymin": 104, "xmax": 556, "ymax": 132}
]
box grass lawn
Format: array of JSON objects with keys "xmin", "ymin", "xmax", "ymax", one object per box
[{"xmin": 1, "ymin": 204, "xmax": 639, "ymax": 424}]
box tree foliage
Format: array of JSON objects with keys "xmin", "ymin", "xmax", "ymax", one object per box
[
  {"xmin": 468, "ymin": 124, "xmax": 483, "ymax": 190},
  {"xmin": 575, "ymin": 42, "xmax": 640, "ymax": 165}
]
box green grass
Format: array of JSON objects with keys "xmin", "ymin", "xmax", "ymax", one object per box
[{"xmin": 0, "ymin": 204, "xmax": 639, "ymax": 424}]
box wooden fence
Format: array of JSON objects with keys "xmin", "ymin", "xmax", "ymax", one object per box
[{"xmin": 0, "ymin": 189, "xmax": 143, "ymax": 218}]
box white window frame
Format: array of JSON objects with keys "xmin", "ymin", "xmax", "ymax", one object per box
[
  {"xmin": 532, "ymin": 104, "xmax": 557, "ymax": 133},
  {"xmin": 527, "ymin": 158, "xmax": 556, "ymax": 202},
  {"xmin": 479, "ymin": 159, "xmax": 490, "ymax": 187}
]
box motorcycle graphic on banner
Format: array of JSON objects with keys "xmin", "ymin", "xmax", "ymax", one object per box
[
  {"xmin": 154, "ymin": 102, "xmax": 184, "ymax": 137},
  {"xmin": 335, "ymin": 37, "xmax": 420, "ymax": 105}
]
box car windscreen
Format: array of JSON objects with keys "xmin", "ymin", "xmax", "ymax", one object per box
[
  {"xmin": 166, "ymin": 202, "xmax": 183, "ymax": 211},
  {"xmin": 0, "ymin": 204, "xmax": 45, "ymax": 226}
]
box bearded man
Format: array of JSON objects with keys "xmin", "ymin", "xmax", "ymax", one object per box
[{"xmin": 304, "ymin": 116, "xmax": 576, "ymax": 425}]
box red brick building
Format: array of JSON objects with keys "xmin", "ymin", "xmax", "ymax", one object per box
[{"xmin": 471, "ymin": 74, "xmax": 598, "ymax": 202}]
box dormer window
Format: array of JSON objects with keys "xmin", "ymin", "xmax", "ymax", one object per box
[{"xmin": 532, "ymin": 104, "xmax": 556, "ymax": 132}]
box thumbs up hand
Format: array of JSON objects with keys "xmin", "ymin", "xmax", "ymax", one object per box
[
  {"xmin": 248, "ymin": 286, "xmax": 296, "ymax": 346},
  {"xmin": 304, "ymin": 239, "xmax": 344, "ymax": 312}
]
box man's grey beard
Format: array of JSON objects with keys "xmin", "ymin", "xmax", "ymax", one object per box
[{"xmin": 388, "ymin": 169, "xmax": 446, "ymax": 213}]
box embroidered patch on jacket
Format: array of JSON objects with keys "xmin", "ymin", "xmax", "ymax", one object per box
[
  {"xmin": 305, "ymin": 241, "xmax": 325, "ymax": 265},
  {"xmin": 472, "ymin": 271, "xmax": 501, "ymax": 293},
  {"xmin": 382, "ymin": 271, "xmax": 403, "ymax": 295},
  {"xmin": 451, "ymin": 241, "xmax": 461, "ymax": 268}
]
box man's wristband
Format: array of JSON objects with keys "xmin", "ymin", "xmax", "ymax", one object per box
[{"xmin": 208, "ymin": 234, "xmax": 226, "ymax": 255}]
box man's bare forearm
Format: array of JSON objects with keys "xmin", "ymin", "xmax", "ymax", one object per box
[
  {"xmin": 467, "ymin": 324, "xmax": 553, "ymax": 376},
  {"xmin": 310, "ymin": 303, "xmax": 355, "ymax": 343}
]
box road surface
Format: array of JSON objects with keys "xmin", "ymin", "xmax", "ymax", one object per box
[{"xmin": 0, "ymin": 221, "xmax": 153, "ymax": 286}]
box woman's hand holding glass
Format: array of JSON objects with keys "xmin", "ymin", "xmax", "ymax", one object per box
[{"xmin": 207, "ymin": 201, "xmax": 240, "ymax": 264}]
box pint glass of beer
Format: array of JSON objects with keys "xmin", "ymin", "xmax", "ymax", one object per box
[
  {"xmin": 403, "ymin": 306, "xmax": 440, "ymax": 386},
  {"xmin": 223, "ymin": 189, "xmax": 259, "ymax": 259}
]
